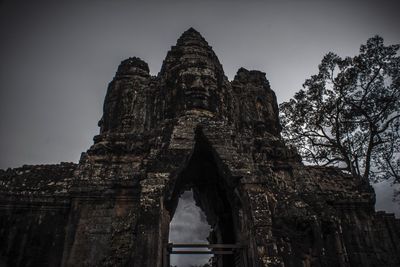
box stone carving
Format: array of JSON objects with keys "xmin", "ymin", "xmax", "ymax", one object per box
[
  {"xmin": 157, "ymin": 28, "xmax": 232, "ymax": 121},
  {"xmin": 0, "ymin": 28, "xmax": 399, "ymax": 267}
]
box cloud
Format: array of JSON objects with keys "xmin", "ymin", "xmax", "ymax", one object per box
[
  {"xmin": 373, "ymin": 181, "xmax": 400, "ymax": 217},
  {"xmin": 169, "ymin": 190, "xmax": 212, "ymax": 267}
]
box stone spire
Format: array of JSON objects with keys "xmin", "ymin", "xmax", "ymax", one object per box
[
  {"xmin": 160, "ymin": 27, "xmax": 224, "ymax": 76},
  {"xmin": 97, "ymin": 28, "xmax": 283, "ymax": 137},
  {"xmin": 176, "ymin": 27, "xmax": 209, "ymax": 46},
  {"xmin": 99, "ymin": 57, "xmax": 150, "ymax": 134},
  {"xmin": 158, "ymin": 27, "xmax": 231, "ymax": 118}
]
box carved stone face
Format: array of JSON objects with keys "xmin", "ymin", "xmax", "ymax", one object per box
[{"xmin": 178, "ymin": 66, "xmax": 218, "ymax": 111}]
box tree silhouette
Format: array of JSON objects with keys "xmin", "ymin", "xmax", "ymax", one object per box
[{"xmin": 280, "ymin": 36, "xmax": 400, "ymax": 188}]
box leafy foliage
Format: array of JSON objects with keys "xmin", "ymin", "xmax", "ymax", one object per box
[{"xmin": 280, "ymin": 36, "xmax": 400, "ymax": 185}]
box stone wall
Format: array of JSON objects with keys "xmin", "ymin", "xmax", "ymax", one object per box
[{"xmin": 0, "ymin": 163, "xmax": 75, "ymax": 267}]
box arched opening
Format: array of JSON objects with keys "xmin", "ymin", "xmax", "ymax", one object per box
[
  {"xmin": 169, "ymin": 189, "xmax": 213, "ymax": 266},
  {"xmin": 164, "ymin": 133, "xmax": 245, "ymax": 267}
]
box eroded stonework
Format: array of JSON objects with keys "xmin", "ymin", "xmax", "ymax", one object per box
[{"xmin": 1, "ymin": 28, "xmax": 399, "ymax": 267}]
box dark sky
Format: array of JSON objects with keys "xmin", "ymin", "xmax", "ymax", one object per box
[
  {"xmin": 1, "ymin": 0, "xmax": 399, "ymax": 167},
  {"xmin": 0, "ymin": 1, "xmax": 399, "ymax": 255}
]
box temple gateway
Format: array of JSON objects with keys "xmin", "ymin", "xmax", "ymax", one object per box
[{"xmin": 1, "ymin": 28, "xmax": 399, "ymax": 267}]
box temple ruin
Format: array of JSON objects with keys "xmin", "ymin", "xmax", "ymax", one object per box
[{"xmin": 1, "ymin": 28, "xmax": 399, "ymax": 267}]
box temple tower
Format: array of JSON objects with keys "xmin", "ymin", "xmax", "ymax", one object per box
[{"xmin": 1, "ymin": 28, "xmax": 399, "ymax": 267}]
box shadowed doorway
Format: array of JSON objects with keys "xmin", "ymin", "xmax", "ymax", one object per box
[{"xmin": 164, "ymin": 133, "xmax": 246, "ymax": 267}]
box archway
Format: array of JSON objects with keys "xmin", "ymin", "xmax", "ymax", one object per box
[
  {"xmin": 163, "ymin": 132, "xmax": 247, "ymax": 267},
  {"xmin": 169, "ymin": 189, "xmax": 213, "ymax": 266}
]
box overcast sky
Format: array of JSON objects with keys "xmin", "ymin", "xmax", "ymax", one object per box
[
  {"xmin": 0, "ymin": 1, "xmax": 399, "ymax": 257},
  {"xmin": 169, "ymin": 190, "xmax": 212, "ymax": 267}
]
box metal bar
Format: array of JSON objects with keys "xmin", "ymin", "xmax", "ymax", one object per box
[
  {"xmin": 169, "ymin": 251, "xmax": 234, "ymax": 255},
  {"xmin": 171, "ymin": 243, "xmax": 244, "ymax": 249},
  {"xmin": 171, "ymin": 244, "xmax": 209, "ymax": 248},
  {"xmin": 208, "ymin": 244, "xmax": 245, "ymax": 249}
]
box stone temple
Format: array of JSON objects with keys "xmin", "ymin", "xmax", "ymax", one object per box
[{"xmin": 1, "ymin": 28, "xmax": 399, "ymax": 267}]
